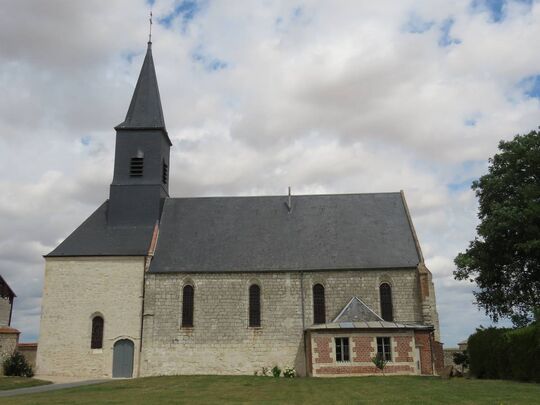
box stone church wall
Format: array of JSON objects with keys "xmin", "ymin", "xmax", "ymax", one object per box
[
  {"xmin": 36, "ymin": 257, "xmax": 145, "ymax": 378},
  {"xmin": 141, "ymin": 268, "xmax": 423, "ymax": 377}
]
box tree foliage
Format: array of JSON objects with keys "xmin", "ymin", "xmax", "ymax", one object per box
[{"xmin": 454, "ymin": 129, "xmax": 540, "ymax": 325}]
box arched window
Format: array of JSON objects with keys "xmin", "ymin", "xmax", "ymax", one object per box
[
  {"xmin": 249, "ymin": 284, "xmax": 261, "ymax": 327},
  {"xmin": 91, "ymin": 316, "xmax": 104, "ymax": 349},
  {"xmin": 380, "ymin": 283, "xmax": 393, "ymax": 321},
  {"xmin": 313, "ymin": 284, "xmax": 326, "ymax": 324},
  {"xmin": 182, "ymin": 285, "xmax": 194, "ymax": 327}
]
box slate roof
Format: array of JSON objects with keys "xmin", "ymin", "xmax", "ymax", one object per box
[
  {"xmin": 115, "ymin": 42, "xmax": 166, "ymax": 131},
  {"xmin": 47, "ymin": 202, "xmax": 155, "ymax": 257},
  {"xmin": 306, "ymin": 321, "xmax": 433, "ymax": 331},
  {"xmin": 148, "ymin": 192, "xmax": 420, "ymax": 273},
  {"xmin": 47, "ymin": 192, "xmax": 421, "ymax": 271},
  {"xmin": 333, "ymin": 297, "xmax": 383, "ymax": 323}
]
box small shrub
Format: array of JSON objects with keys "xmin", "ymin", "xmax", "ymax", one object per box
[
  {"xmin": 283, "ymin": 367, "xmax": 296, "ymax": 378},
  {"xmin": 271, "ymin": 365, "xmax": 281, "ymax": 378},
  {"xmin": 371, "ymin": 354, "xmax": 388, "ymax": 376},
  {"xmin": 453, "ymin": 350, "xmax": 469, "ymax": 373},
  {"xmin": 261, "ymin": 367, "xmax": 269, "ymax": 376},
  {"xmin": 3, "ymin": 351, "xmax": 34, "ymax": 377}
]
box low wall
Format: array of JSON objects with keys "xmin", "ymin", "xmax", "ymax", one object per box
[
  {"xmin": 18, "ymin": 343, "xmax": 38, "ymax": 371},
  {"xmin": 0, "ymin": 327, "xmax": 20, "ymax": 374}
]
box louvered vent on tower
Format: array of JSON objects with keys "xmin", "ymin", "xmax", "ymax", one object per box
[{"xmin": 130, "ymin": 157, "xmax": 144, "ymax": 177}]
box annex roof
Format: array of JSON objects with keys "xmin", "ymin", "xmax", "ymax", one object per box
[{"xmin": 333, "ymin": 297, "xmax": 383, "ymax": 323}]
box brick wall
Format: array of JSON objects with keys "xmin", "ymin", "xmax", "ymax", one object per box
[
  {"xmin": 310, "ymin": 330, "xmax": 419, "ymax": 377},
  {"xmin": 414, "ymin": 330, "xmax": 433, "ymax": 375},
  {"xmin": 36, "ymin": 257, "xmax": 145, "ymax": 378}
]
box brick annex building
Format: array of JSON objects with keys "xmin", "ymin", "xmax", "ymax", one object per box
[{"xmin": 36, "ymin": 40, "xmax": 443, "ymax": 378}]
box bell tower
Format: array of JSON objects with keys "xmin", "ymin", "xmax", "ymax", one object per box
[{"xmin": 108, "ymin": 40, "xmax": 171, "ymax": 226}]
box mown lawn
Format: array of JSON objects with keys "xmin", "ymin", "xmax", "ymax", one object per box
[
  {"xmin": 7, "ymin": 375, "xmax": 540, "ymax": 404},
  {"xmin": 0, "ymin": 376, "xmax": 51, "ymax": 391}
]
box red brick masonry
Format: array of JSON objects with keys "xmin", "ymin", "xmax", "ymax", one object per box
[
  {"xmin": 317, "ymin": 365, "xmax": 415, "ymax": 375},
  {"xmin": 394, "ymin": 336, "xmax": 413, "ymax": 362},
  {"xmin": 314, "ymin": 336, "xmax": 333, "ymax": 364},
  {"xmin": 352, "ymin": 336, "xmax": 373, "ymax": 362}
]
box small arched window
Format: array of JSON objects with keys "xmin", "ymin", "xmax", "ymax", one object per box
[
  {"xmin": 380, "ymin": 283, "xmax": 393, "ymax": 321},
  {"xmin": 249, "ymin": 284, "xmax": 261, "ymax": 327},
  {"xmin": 91, "ymin": 316, "xmax": 104, "ymax": 349},
  {"xmin": 313, "ymin": 284, "xmax": 326, "ymax": 324},
  {"xmin": 182, "ymin": 285, "xmax": 194, "ymax": 327}
]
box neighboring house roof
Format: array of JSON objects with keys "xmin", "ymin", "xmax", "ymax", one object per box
[
  {"xmin": 0, "ymin": 326, "xmax": 20, "ymax": 334},
  {"xmin": 47, "ymin": 201, "xmax": 155, "ymax": 257},
  {"xmin": 47, "ymin": 192, "xmax": 421, "ymax": 272},
  {"xmin": 0, "ymin": 275, "xmax": 16, "ymax": 299},
  {"xmin": 149, "ymin": 192, "xmax": 420, "ymax": 273},
  {"xmin": 333, "ymin": 297, "xmax": 383, "ymax": 323}
]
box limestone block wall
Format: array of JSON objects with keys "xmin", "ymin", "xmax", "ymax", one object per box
[
  {"xmin": 309, "ymin": 330, "xmax": 418, "ymax": 376},
  {"xmin": 141, "ymin": 268, "xmax": 423, "ymax": 377},
  {"xmin": 0, "ymin": 328, "xmax": 19, "ymax": 374},
  {"xmin": 36, "ymin": 257, "xmax": 145, "ymax": 378},
  {"xmin": 0, "ymin": 296, "xmax": 12, "ymax": 326},
  {"xmin": 18, "ymin": 343, "xmax": 38, "ymax": 371}
]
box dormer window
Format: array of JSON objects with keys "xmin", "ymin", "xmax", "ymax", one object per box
[
  {"xmin": 162, "ymin": 161, "xmax": 168, "ymax": 184},
  {"xmin": 130, "ymin": 157, "xmax": 144, "ymax": 177}
]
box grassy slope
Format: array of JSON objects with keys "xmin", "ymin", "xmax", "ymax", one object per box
[
  {"xmin": 0, "ymin": 377, "xmax": 52, "ymax": 391},
  {"xmin": 8, "ymin": 375, "xmax": 540, "ymax": 405}
]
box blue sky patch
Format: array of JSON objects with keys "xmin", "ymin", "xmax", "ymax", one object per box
[
  {"xmin": 470, "ymin": 0, "xmax": 533, "ymax": 23},
  {"xmin": 520, "ymin": 74, "xmax": 540, "ymax": 99},
  {"xmin": 439, "ymin": 18, "xmax": 461, "ymax": 47},
  {"xmin": 159, "ymin": 1, "xmax": 202, "ymax": 29},
  {"xmin": 81, "ymin": 136, "xmax": 91, "ymax": 146},
  {"xmin": 192, "ymin": 48, "xmax": 227, "ymax": 72},
  {"xmin": 404, "ymin": 13, "xmax": 435, "ymax": 34}
]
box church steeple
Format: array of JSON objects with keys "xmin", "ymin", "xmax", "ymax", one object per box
[
  {"xmin": 108, "ymin": 40, "xmax": 171, "ymax": 227},
  {"xmin": 116, "ymin": 42, "xmax": 166, "ymax": 131}
]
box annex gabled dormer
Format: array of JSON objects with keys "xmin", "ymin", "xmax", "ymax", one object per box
[{"xmin": 108, "ymin": 41, "xmax": 172, "ymax": 226}]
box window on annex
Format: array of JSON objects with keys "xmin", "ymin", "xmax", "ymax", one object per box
[
  {"xmin": 91, "ymin": 316, "xmax": 104, "ymax": 349},
  {"xmin": 376, "ymin": 337, "xmax": 392, "ymax": 361},
  {"xmin": 335, "ymin": 337, "xmax": 350, "ymax": 362},
  {"xmin": 182, "ymin": 285, "xmax": 194, "ymax": 327},
  {"xmin": 249, "ymin": 284, "xmax": 261, "ymax": 327},
  {"xmin": 379, "ymin": 283, "xmax": 393, "ymax": 321},
  {"xmin": 162, "ymin": 160, "xmax": 168, "ymax": 184},
  {"xmin": 313, "ymin": 284, "xmax": 326, "ymax": 324}
]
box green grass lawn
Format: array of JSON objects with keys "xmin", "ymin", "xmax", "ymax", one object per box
[
  {"xmin": 6, "ymin": 375, "xmax": 540, "ymax": 404},
  {"xmin": 0, "ymin": 376, "xmax": 52, "ymax": 391}
]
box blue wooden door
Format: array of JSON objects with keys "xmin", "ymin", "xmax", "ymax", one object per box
[{"xmin": 112, "ymin": 339, "xmax": 134, "ymax": 378}]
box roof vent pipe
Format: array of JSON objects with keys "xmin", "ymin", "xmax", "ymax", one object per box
[{"xmin": 286, "ymin": 186, "xmax": 293, "ymax": 213}]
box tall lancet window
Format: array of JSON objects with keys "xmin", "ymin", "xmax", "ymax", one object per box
[
  {"xmin": 249, "ymin": 284, "xmax": 261, "ymax": 327},
  {"xmin": 182, "ymin": 285, "xmax": 194, "ymax": 327},
  {"xmin": 313, "ymin": 284, "xmax": 326, "ymax": 324},
  {"xmin": 91, "ymin": 316, "xmax": 104, "ymax": 349},
  {"xmin": 380, "ymin": 283, "xmax": 393, "ymax": 321}
]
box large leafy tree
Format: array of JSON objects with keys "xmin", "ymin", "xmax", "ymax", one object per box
[{"xmin": 454, "ymin": 129, "xmax": 540, "ymax": 326}]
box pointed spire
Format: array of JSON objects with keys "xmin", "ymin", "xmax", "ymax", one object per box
[{"xmin": 116, "ymin": 41, "xmax": 166, "ymax": 130}]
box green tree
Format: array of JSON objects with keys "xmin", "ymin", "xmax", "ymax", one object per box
[{"xmin": 454, "ymin": 129, "xmax": 540, "ymax": 326}]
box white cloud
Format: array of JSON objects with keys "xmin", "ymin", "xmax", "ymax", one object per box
[{"xmin": 1, "ymin": 0, "xmax": 538, "ymax": 345}]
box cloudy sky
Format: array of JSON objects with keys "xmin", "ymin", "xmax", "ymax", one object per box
[{"xmin": 1, "ymin": 0, "xmax": 539, "ymax": 346}]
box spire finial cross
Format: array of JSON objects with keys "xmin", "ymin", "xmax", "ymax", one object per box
[{"xmin": 148, "ymin": 11, "xmax": 153, "ymax": 44}]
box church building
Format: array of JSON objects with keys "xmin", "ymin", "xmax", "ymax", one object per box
[{"xmin": 36, "ymin": 40, "xmax": 443, "ymax": 378}]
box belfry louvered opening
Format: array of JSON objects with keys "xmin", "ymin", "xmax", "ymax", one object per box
[
  {"xmin": 130, "ymin": 157, "xmax": 144, "ymax": 177},
  {"xmin": 162, "ymin": 161, "xmax": 168, "ymax": 184}
]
